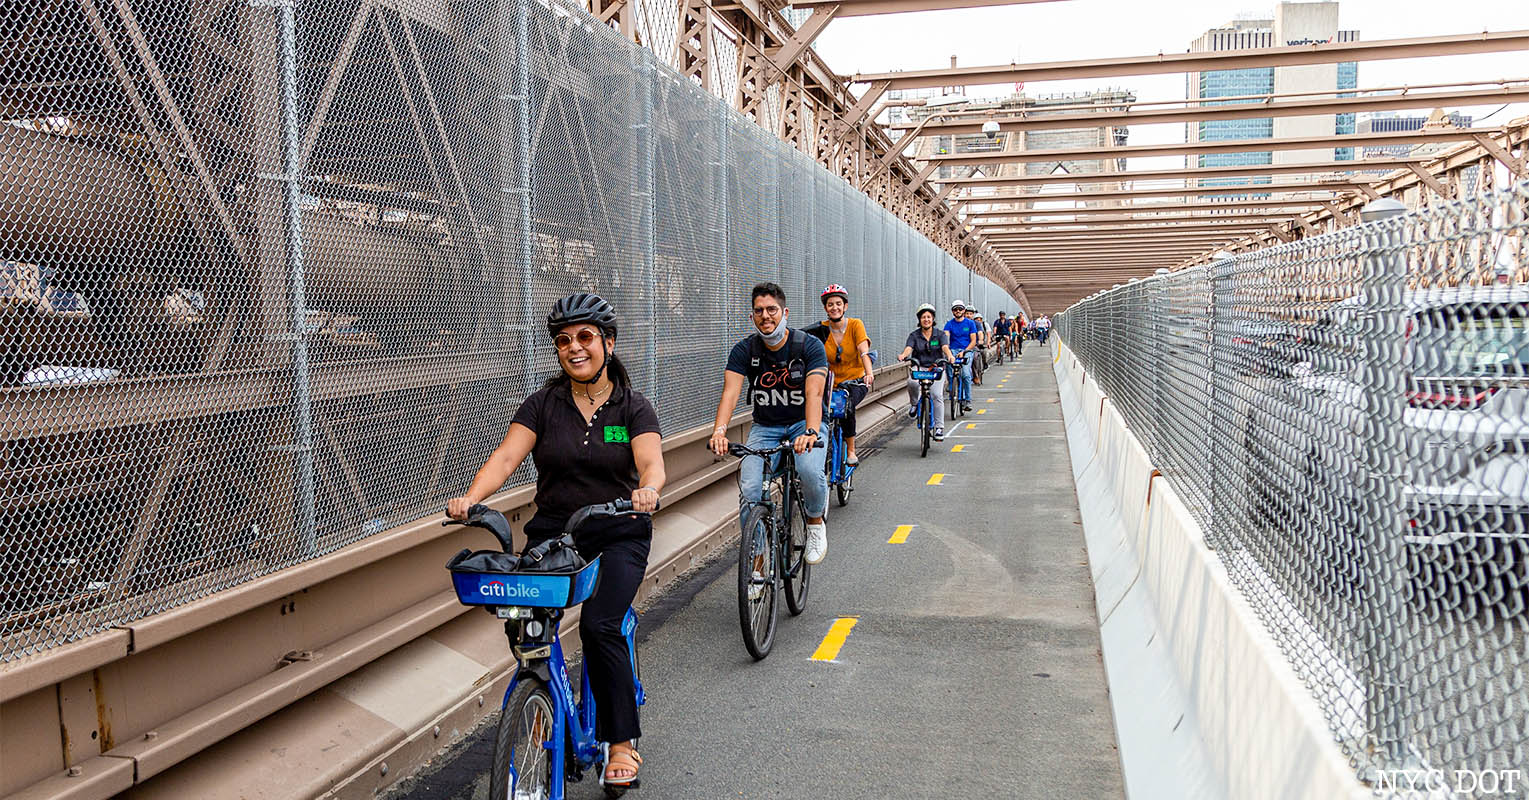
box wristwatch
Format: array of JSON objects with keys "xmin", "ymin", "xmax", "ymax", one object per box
[{"xmin": 803, "ymin": 428, "xmax": 819, "ymax": 438}]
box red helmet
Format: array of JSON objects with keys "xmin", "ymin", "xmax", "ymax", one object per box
[{"xmin": 820, "ymin": 284, "xmax": 849, "ymax": 304}]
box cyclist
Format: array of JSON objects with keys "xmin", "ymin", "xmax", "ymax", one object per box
[
  {"xmin": 1012, "ymin": 311, "xmax": 1025, "ymax": 355},
  {"xmin": 993, "ymin": 311, "xmax": 1014, "ymax": 360},
  {"xmin": 817, "ymin": 284, "xmax": 873, "ymax": 465},
  {"xmin": 708, "ymin": 282, "xmax": 831, "ymax": 564},
  {"xmin": 970, "ymin": 310, "xmax": 987, "ymax": 385},
  {"xmin": 898, "ymin": 303, "xmax": 957, "ymax": 441},
  {"xmin": 942, "ymin": 301, "xmax": 980, "ymax": 411},
  {"xmin": 447, "ymin": 292, "xmax": 664, "ymax": 789}
]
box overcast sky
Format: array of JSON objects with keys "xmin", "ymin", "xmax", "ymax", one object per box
[{"xmin": 815, "ymin": 0, "xmax": 1529, "ymax": 153}]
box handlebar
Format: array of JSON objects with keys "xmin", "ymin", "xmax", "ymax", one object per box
[
  {"xmin": 725, "ymin": 438, "xmax": 823, "ymax": 459},
  {"xmin": 441, "ymin": 497, "xmax": 657, "ymax": 553}
]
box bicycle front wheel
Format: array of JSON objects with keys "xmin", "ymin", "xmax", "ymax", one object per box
[
  {"xmin": 783, "ymin": 492, "xmax": 811, "ymax": 616},
  {"xmin": 920, "ymin": 393, "xmax": 932, "ymax": 457},
  {"xmin": 490, "ymin": 677, "xmax": 557, "ymax": 800},
  {"xmin": 737, "ymin": 505, "xmax": 778, "ymax": 660}
]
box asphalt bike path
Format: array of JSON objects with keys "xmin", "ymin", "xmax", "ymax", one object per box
[{"xmin": 390, "ymin": 344, "xmax": 1123, "ymax": 799}]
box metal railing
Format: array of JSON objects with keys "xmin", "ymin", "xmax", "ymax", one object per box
[
  {"xmin": 0, "ymin": 0, "xmax": 1014, "ymax": 662},
  {"xmin": 1057, "ymin": 181, "xmax": 1529, "ymax": 793}
]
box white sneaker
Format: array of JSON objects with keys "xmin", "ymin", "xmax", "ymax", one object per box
[
  {"xmin": 933, "ymin": 428, "xmax": 946, "ymax": 441},
  {"xmin": 748, "ymin": 570, "xmax": 765, "ymax": 601},
  {"xmin": 805, "ymin": 523, "xmax": 827, "ymax": 564}
]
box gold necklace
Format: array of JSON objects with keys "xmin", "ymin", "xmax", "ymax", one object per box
[{"xmin": 578, "ymin": 382, "xmax": 611, "ymax": 404}]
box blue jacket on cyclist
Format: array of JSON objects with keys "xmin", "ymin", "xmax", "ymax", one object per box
[
  {"xmin": 943, "ymin": 301, "xmax": 980, "ymax": 409},
  {"xmin": 447, "ymin": 293, "xmax": 661, "ymax": 787},
  {"xmin": 708, "ymin": 282, "xmax": 832, "ymax": 566}
]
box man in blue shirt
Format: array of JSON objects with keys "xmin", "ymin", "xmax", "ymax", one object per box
[
  {"xmin": 943, "ymin": 301, "xmax": 980, "ymax": 413},
  {"xmin": 709, "ymin": 282, "xmax": 832, "ymax": 564}
]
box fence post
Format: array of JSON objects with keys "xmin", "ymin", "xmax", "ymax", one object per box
[
  {"xmin": 633, "ymin": 52, "xmax": 657, "ymax": 390},
  {"xmin": 1357, "ymin": 197, "xmax": 1411, "ymax": 763},
  {"xmin": 274, "ymin": 0, "xmax": 315, "ymax": 555}
]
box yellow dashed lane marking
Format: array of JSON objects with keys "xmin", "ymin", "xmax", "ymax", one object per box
[
  {"xmin": 888, "ymin": 524, "xmax": 914, "ymax": 544},
  {"xmin": 951, "ymin": 444, "xmax": 965, "ymax": 452},
  {"xmin": 966, "ymin": 423, "xmax": 977, "ymax": 430},
  {"xmin": 977, "ymin": 409, "xmax": 987, "ymax": 414},
  {"xmin": 927, "ymin": 473, "xmax": 945, "ymax": 485},
  {"xmin": 810, "ymin": 617, "xmax": 859, "ymax": 662},
  {"xmin": 987, "ymin": 398, "xmax": 995, "ymax": 403}
]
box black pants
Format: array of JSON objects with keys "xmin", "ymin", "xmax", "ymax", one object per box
[
  {"xmin": 834, "ymin": 381, "xmax": 870, "ymax": 439},
  {"xmin": 526, "ymin": 514, "xmax": 651, "ymax": 743}
]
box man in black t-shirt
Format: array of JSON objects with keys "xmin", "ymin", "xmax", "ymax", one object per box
[{"xmin": 708, "ymin": 282, "xmax": 832, "ymax": 564}]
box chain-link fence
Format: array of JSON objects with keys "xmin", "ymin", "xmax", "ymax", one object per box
[
  {"xmin": 0, "ymin": 0, "xmax": 1009, "ymax": 662},
  {"xmin": 1057, "ymin": 182, "xmax": 1529, "ymax": 794}
]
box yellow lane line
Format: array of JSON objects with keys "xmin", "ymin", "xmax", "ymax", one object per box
[
  {"xmin": 987, "ymin": 398, "xmax": 995, "ymax": 403},
  {"xmin": 927, "ymin": 473, "xmax": 945, "ymax": 485},
  {"xmin": 966, "ymin": 423, "xmax": 976, "ymax": 429},
  {"xmin": 951, "ymin": 444, "xmax": 965, "ymax": 452},
  {"xmin": 888, "ymin": 524, "xmax": 914, "ymax": 544},
  {"xmin": 977, "ymin": 409, "xmax": 987, "ymax": 414},
  {"xmin": 810, "ymin": 617, "xmax": 859, "ymax": 662}
]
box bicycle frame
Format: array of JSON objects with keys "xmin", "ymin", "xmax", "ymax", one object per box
[
  {"xmin": 947, "ymin": 357, "xmax": 972, "ymax": 406},
  {"xmin": 499, "ymin": 605, "xmax": 644, "ymax": 798},
  {"xmin": 745, "ymin": 451, "xmax": 807, "ymax": 581}
]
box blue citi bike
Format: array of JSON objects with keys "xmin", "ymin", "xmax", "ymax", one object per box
[
  {"xmin": 824, "ymin": 378, "xmax": 865, "ymax": 508},
  {"xmin": 445, "ymin": 499, "xmax": 649, "ymax": 800},
  {"xmin": 946, "ymin": 353, "xmax": 972, "ymax": 421},
  {"xmin": 907, "ymin": 359, "xmax": 948, "ymax": 458}
]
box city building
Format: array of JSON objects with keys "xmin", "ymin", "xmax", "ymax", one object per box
[
  {"xmin": 1357, "ymin": 110, "xmax": 1473, "ymax": 158},
  {"xmin": 1186, "ymin": 2, "xmax": 1359, "ymax": 187},
  {"xmin": 895, "ymin": 88, "xmax": 1136, "ymax": 198}
]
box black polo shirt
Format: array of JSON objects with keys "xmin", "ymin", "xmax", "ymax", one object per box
[{"xmin": 511, "ymin": 382, "xmax": 661, "ymax": 527}]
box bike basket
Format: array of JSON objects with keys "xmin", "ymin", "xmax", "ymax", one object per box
[
  {"xmin": 827, "ymin": 388, "xmax": 849, "ymax": 418},
  {"xmin": 911, "ymin": 369, "xmax": 940, "ymax": 381},
  {"xmin": 447, "ymin": 553, "xmax": 602, "ymax": 608}
]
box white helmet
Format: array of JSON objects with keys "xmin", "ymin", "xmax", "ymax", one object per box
[{"xmin": 950, "ymin": 300, "xmax": 966, "ymax": 310}]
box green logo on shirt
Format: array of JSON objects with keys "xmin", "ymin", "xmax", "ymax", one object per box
[{"xmin": 604, "ymin": 426, "xmax": 630, "ymax": 443}]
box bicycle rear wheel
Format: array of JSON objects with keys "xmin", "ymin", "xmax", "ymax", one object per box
[
  {"xmin": 490, "ymin": 677, "xmax": 557, "ymax": 800},
  {"xmin": 737, "ymin": 504, "xmax": 778, "ymax": 660},
  {"xmin": 784, "ymin": 491, "xmax": 811, "ymax": 616}
]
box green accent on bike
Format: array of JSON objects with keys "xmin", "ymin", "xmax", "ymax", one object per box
[{"xmin": 604, "ymin": 426, "xmax": 630, "ymax": 443}]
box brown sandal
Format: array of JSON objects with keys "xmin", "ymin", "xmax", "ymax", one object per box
[{"xmin": 603, "ymin": 745, "xmax": 642, "ymax": 787}]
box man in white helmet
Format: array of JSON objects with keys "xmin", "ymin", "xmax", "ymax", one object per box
[{"xmin": 942, "ymin": 301, "xmax": 980, "ymax": 413}]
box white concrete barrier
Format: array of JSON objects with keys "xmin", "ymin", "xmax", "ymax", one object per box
[{"xmin": 1053, "ymin": 341, "xmax": 1367, "ymax": 800}]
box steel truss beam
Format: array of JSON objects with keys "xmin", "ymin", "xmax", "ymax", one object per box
[
  {"xmin": 888, "ymin": 85, "xmax": 1529, "ymax": 136},
  {"xmin": 973, "ymin": 213, "xmax": 1302, "ymax": 229},
  {"xmin": 961, "ymin": 199, "xmax": 1326, "ymax": 218},
  {"xmin": 851, "ymin": 30, "xmax": 1529, "ymax": 89},
  {"xmin": 954, "ymin": 182, "xmax": 1354, "ymax": 205},
  {"xmin": 792, "ymin": 0, "xmax": 1064, "ymax": 16},
  {"xmin": 944, "ymin": 158, "xmax": 1417, "ymax": 187},
  {"xmin": 924, "ymin": 129, "xmax": 1501, "ymax": 167}
]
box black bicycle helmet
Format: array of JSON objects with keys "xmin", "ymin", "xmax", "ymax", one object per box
[{"xmin": 546, "ymin": 292, "xmax": 618, "ymax": 340}]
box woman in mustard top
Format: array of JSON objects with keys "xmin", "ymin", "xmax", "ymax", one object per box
[{"xmin": 818, "ymin": 284, "xmax": 873, "ymax": 464}]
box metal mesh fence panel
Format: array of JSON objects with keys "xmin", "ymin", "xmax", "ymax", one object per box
[
  {"xmin": 1056, "ymin": 184, "xmax": 1529, "ymax": 795},
  {"xmin": 0, "ymin": 0, "xmax": 1004, "ymax": 661}
]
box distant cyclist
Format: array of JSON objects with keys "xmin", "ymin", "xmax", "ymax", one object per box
[
  {"xmin": 993, "ymin": 311, "xmax": 1014, "ymax": 360},
  {"xmin": 1037, "ymin": 314, "xmax": 1052, "ymax": 345},
  {"xmin": 970, "ymin": 310, "xmax": 988, "ymax": 385},
  {"xmin": 708, "ymin": 282, "xmax": 831, "ymax": 564},
  {"xmin": 943, "ymin": 302, "xmax": 979, "ymax": 411},
  {"xmin": 898, "ymin": 303, "xmax": 957, "ymax": 441},
  {"xmin": 817, "ymin": 284, "xmax": 873, "ymax": 465},
  {"xmin": 447, "ymin": 293, "xmax": 664, "ymax": 789},
  {"xmin": 1012, "ymin": 312, "xmax": 1025, "ymax": 355}
]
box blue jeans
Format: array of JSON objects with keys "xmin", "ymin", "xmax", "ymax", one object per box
[
  {"xmin": 950, "ymin": 357, "xmax": 973, "ymax": 402},
  {"xmin": 738, "ymin": 420, "xmax": 828, "ymax": 519}
]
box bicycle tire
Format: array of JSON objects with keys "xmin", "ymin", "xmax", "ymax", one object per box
[
  {"xmin": 737, "ymin": 504, "xmax": 777, "ymax": 660},
  {"xmin": 783, "ymin": 490, "xmax": 810, "ymax": 616},
  {"xmin": 835, "ymin": 477, "xmax": 850, "ymax": 507},
  {"xmin": 920, "ymin": 393, "xmax": 931, "ymax": 457},
  {"xmin": 489, "ymin": 677, "xmax": 557, "ymax": 800}
]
